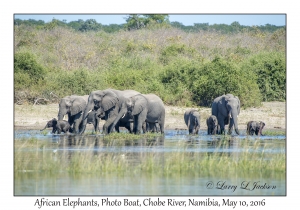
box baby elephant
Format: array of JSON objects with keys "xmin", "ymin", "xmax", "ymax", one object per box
[
  {"xmin": 40, "ymin": 118, "xmax": 71, "ymax": 134},
  {"xmin": 206, "ymin": 115, "xmax": 218, "ymax": 135},
  {"xmin": 246, "ymin": 121, "xmax": 265, "ymax": 136},
  {"xmin": 184, "ymin": 109, "xmax": 200, "ymax": 134}
]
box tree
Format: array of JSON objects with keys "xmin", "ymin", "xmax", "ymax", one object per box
[
  {"xmin": 79, "ymin": 19, "xmax": 102, "ymax": 32},
  {"xmin": 124, "ymin": 14, "xmax": 169, "ymax": 30}
]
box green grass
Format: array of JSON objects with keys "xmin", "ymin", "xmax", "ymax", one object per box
[
  {"xmin": 14, "ymin": 136, "xmax": 285, "ymax": 179},
  {"xmin": 262, "ymin": 129, "xmax": 286, "ymax": 136}
]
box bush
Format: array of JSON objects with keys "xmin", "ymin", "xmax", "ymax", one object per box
[
  {"xmin": 241, "ymin": 52, "xmax": 286, "ymax": 101},
  {"xmin": 160, "ymin": 57, "xmax": 262, "ymax": 107},
  {"xmin": 14, "ymin": 52, "xmax": 46, "ymax": 83}
]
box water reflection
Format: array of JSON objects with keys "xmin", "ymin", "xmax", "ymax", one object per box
[{"xmin": 14, "ymin": 129, "xmax": 286, "ymax": 196}]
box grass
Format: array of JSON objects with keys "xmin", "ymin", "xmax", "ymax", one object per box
[
  {"xmin": 262, "ymin": 130, "xmax": 286, "ymax": 136},
  {"xmin": 14, "ymin": 135, "xmax": 285, "ymax": 179}
]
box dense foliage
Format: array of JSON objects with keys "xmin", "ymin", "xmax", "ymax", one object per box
[{"xmin": 14, "ymin": 23, "xmax": 286, "ymax": 108}]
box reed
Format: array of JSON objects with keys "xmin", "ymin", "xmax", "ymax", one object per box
[{"xmin": 14, "ymin": 136, "xmax": 285, "ymax": 179}]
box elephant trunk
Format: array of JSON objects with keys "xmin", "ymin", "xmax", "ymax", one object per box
[
  {"xmin": 58, "ymin": 109, "xmax": 67, "ymax": 121},
  {"xmin": 40, "ymin": 124, "xmax": 48, "ymax": 131},
  {"xmin": 109, "ymin": 107, "xmax": 127, "ymax": 134},
  {"xmin": 228, "ymin": 108, "xmax": 239, "ymax": 135},
  {"xmin": 79, "ymin": 101, "xmax": 94, "ymax": 134}
]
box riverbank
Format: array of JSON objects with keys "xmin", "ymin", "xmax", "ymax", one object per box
[{"xmin": 14, "ymin": 102, "xmax": 285, "ymax": 131}]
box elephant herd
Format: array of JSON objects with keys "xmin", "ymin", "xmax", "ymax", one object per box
[
  {"xmin": 184, "ymin": 94, "xmax": 265, "ymax": 136},
  {"xmin": 41, "ymin": 90, "xmax": 264, "ymax": 136},
  {"xmin": 41, "ymin": 89, "xmax": 165, "ymax": 135}
]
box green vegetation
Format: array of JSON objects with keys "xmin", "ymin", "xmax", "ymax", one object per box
[
  {"xmin": 14, "ymin": 22, "xmax": 286, "ymax": 107},
  {"xmin": 14, "ymin": 137, "xmax": 285, "ymax": 178}
]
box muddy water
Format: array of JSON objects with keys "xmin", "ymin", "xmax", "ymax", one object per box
[{"xmin": 14, "ymin": 129, "xmax": 286, "ymax": 196}]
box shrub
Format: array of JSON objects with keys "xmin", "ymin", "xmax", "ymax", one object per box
[
  {"xmin": 241, "ymin": 52, "xmax": 286, "ymax": 101},
  {"xmin": 160, "ymin": 57, "xmax": 262, "ymax": 107},
  {"xmin": 14, "ymin": 52, "xmax": 46, "ymax": 86}
]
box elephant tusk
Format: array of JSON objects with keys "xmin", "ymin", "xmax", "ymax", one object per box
[
  {"xmin": 87, "ymin": 109, "xmax": 92, "ymax": 114},
  {"xmin": 121, "ymin": 113, "xmax": 126, "ymax": 118}
]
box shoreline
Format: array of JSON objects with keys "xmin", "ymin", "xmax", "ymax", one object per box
[{"xmin": 14, "ymin": 102, "xmax": 286, "ymax": 131}]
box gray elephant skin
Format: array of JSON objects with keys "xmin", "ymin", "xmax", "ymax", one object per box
[
  {"xmin": 206, "ymin": 115, "xmax": 218, "ymax": 135},
  {"xmin": 184, "ymin": 109, "xmax": 200, "ymax": 135},
  {"xmin": 211, "ymin": 94, "xmax": 240, "ymax": 135},
  {"xmin": 246, "ymin": 121, "xmax": 265, "ymax": 136},
  {"xmin": 95, "ymin": 106, "xmax": 133, "ymax": 133},
  {"xmin": 80, "ymin": 89, "xmax": 140, "ymax": 134},
  {"xmin": 113, "ymin": 93, "xmax": 165, "ymax": 134},
  {"xmin": 58, "ymin": 95, "xmax": 100, "ymax": 133},
  {"xmin": 40, "ymin": 118, "xmax": 71, "ymax": 134}
]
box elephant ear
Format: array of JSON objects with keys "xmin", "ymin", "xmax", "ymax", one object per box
[
  {"xmin": 102, "ymin": 90, "xmax": 119, "ymax": 111},
  {"xmin": 64, "ymin": 97, "xmax": 72, "ymax": 107},
  {"xmin": 70, "ymin": 97, "xmax": 86, "ymax": 116},
  {"xmin": 132, "ymin": 95, "xmax": 147, "ymax": 115}
]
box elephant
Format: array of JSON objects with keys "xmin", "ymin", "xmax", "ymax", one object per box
[
  {"xmin": 58, "ymin": 95, "xmax": 100, "ymax": 133},
  {"xmin": 184, "ymin": 109, "xmax": 200, "ymax": 135},
  {"xmin": 110, "ymin": 93, "xmax": 165, "ymax": 134},
  {"xmin": 142, "ymin": 121, "xmax": 161, "ymax": 133},
  {"xmin": 246, "ymin": 121, "xmax": 265, "ymax": 136},
  {"xmin": 95, "ymin": 106, "xmax": 133, "ymax": 133},
  {"xmin": 96, "ymin": 107, "xmax": 158, "ymax": 133},
  {"xmin": 80, "ymin": 89, "xmax": 140, "ymax": 134},
  {"xmin": 212, "ymin": 94, "xmax": 240, "ymax": 135},
  {"xmin": 40, "ymin": 118, "xmax": 71, "ymax": 134},
  {"xmin": 206, "ymin": 115, "xmax": 218, "ymax": 135}
]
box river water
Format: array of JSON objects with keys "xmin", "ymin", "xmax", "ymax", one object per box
[{"xmin": 14, "ymin": 129, "xmax": 286, "ymax": 196}]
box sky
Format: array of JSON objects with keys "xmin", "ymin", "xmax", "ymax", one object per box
[{"xmin": 14, "ymin": 14, "xmax": 286, "ymax": 26}]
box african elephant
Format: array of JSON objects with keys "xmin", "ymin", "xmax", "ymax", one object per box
[
  {"xmin": 246, "ymin": 121, "xmax": 265, "ymax": 136},
  {"xmin": 184, "ymin": 109, "xmax": 200, "ymax": 135},
  {"xmin": 206, "ymin": 115, "xmax": 218, "ymax": 135},
  {"xmin": 40, "ymin": 118, "xmax": 71, "ymax": 134},
  {"xmin": 95, "ymin": 106, "xmax": 133, "ymax": 133},
  {"xmin": 58, "ymin": 95, "xmax": 100, "ymax": 133},
  {"xmin": 211, "ymin": 94, "xmax": 240, "ymax": 135},
  {"xmin": 80, "ymin": 89, "xmax": 140, "ymax": 134},
  {"xmin": 111, "ymin": 93, "xmax": 165, "ymax": 134},
  {"xmin": 142, "ymin": 121, "xmax": 161, "ymax": 133}
]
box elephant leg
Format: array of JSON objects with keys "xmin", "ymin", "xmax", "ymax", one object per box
[
  {"xmin": 136, "ymin": 111, "xmax": 147, "ymax": 134},
  {"xmin": 155, "ymin": 122, "xmax": 160, "ymax": 133},
  {"xmin": 57, "ymin": 128, "xmax": 61, "ymax": 134},
  {"xmin": 218, "ymin": 115, "xmax": 225, "ymax": 135},
  {"xmin": 103, "ymin": 116, "xmax": 116, "ymax": 134},
  {"xmin": 133, "ymin": 115, "xmax": 138, "ymax": 134},
  {"xmin": 148, "ymin": 123, "xmax": 156, "ymax": 133},
  {"xmin": 195, "ymin": 125, "xmax": 200, "ymax": 135},
  {"xmin": 72, "ymin": 113, "xmax": 83, "ymax": 133},
  {"xmin": 51, "ymin": 128, "xmax": 56, "ymax": 134},
  {"xmin": 255, "ymin": 127, "xmax": 259, "ymax": 135},
  {"xmin": 142, "ymin": 121, "xmax": 147, "ymax": 133},
  {"xmin": 188, "ymin": 123, "xmax": 194, "ymax": 134},
  {"xmin": 129, "ymin": 121, "xmax": 134, "ymax": 133}
]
